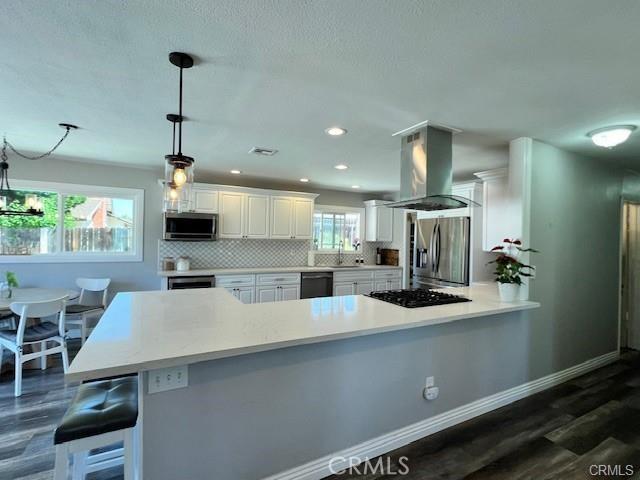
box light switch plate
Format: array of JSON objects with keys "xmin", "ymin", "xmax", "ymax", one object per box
[{"xmin": 148, "ymin": 365, "xmax": 189, "ymax": 394}]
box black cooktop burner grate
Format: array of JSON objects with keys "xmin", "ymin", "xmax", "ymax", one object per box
[{"xmin": 365, "ymin": 288, "xmax": 471, "ymax": 308}]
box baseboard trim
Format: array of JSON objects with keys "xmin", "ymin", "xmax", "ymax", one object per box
[{"xmin": 264, "ymin": 350, "xmax": 619, "ymax": 480}]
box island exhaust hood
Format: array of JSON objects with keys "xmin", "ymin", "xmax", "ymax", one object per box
[{"xmin": 385, "ymin": 123, "xmax": 478, "ymax": 211}]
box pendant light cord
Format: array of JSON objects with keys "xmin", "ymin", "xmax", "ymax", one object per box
[
  {"xmin": 177, "ymin": 66, "xmax": 183, "ymax": 155},
  {"xmin": 3, "ymin": 125, "xmax": 73, "ymax": 161}
]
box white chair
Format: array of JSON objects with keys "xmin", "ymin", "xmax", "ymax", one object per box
[
  {"xmin": 0, "ymin": 297, "xmax": 69, "ymax": 397},
  {"xmin": 66, "ymin": 278, "xmax": 111, "ymax": 345}
]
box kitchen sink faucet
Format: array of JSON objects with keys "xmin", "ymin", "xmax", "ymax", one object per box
[{"xmin": 337, "ymin": 241, "xmax": 344, "ymax": 265}]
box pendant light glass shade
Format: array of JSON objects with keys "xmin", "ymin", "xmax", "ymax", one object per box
[{"xmin": 164, "ymin": 155, "xmax": 194, "ymax": 212}]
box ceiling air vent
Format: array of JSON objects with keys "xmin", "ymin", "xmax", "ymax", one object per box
[{"xmin": 249, "ymin": 147, "xmax": 278, "ymax": 156}]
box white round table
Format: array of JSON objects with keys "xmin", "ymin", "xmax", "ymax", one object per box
[{"xmin": 0, "ymin": 288, "xmax": 79, "ymax": 312}]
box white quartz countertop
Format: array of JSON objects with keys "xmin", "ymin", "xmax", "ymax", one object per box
[
  {"xmin": 67, "ymin": 284, "xmax": 539, "ymax": 382},
  {"xmin": 157, "ymin": 265, "xmax": 402, "ymax": 277}
]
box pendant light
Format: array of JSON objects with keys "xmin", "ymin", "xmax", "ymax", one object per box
[
  {"xmin": 0, "ymin": 123, "xmax": 77, "ymax": 217},
  {"xmin": 164, "ymin": 52, "xmax": 195, "ymax": 212}
]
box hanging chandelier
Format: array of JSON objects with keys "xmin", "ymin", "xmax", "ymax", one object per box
[
  {"xmin": 0, "ymin": 123, "xmax": 77, "ymax": 217},
  {"xmin": 164, "ymin": 52, "xmax": 195, "ymax": 212}
]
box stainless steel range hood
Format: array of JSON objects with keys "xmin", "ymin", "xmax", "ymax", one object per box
[{"xmin": 386, "ymin": 124, "xmax": 478, "ymax": 211}]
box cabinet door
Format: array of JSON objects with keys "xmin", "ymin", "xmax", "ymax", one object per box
[
  {"xmin": 244, "ymin": 194, "xmax": 270, "ymax": 239},
  {"xmin": 279, "ymin": 284, "xmax": 300, "ymax": 302},
  {"xmin": 237, "ymin": 287, "xmax": 255, "ymax": 304},
  {"xmin": 270, "ymin": 196, "xmax": 294, "ymax": 239},
  {"xmin": 192, "ymin": 189, "xmax": 219, "ymax": 213},
  {"xmin": 388, "ymin": 279, "xmax": 402, "ymax": 290},
  {"xmin": 219, "ymin": 191, "xmax": 245, "ymax": 238},
  {"xmin": 375, "ymin": 281, "xmax": 388, "ymax": 291},
  {"xmin": 355, "ymin": 281, "xmax": 374, "ymax": 295},
  {"xmin": 292, "ymin": 198, "xmax": 313, "ymax": 239},
  {"xmin": 376, "ymin": 207, "xmax": 393, "ymax": 242},
  {"xmin": 256, "ymin": 285, "xmax": 278, "ymax": 303},
  {"xmin": 333, "ymin": 282, "xmax": 354, "ymax": 296}
]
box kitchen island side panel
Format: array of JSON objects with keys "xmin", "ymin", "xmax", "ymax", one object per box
[{"xmin": 142, "ymin": 309, "xmax": 533, "ymax": 480}]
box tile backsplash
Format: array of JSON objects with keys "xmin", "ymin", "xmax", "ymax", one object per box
[{"xmin": 158, "ymin": 240, "xmax": 395, "ymax": 270}]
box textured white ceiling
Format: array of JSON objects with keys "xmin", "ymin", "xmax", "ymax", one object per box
[{"xmin": 2, "ymin": 0, "xmax": 639, "ymax": 192}]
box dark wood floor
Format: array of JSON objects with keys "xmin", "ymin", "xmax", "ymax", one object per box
[{"xmin": 1, "ymin": 347, "xmax": 639, "ymax": 480}]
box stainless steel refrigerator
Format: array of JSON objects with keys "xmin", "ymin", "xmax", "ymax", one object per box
[{"xmin": 413, "ymin": 216, "xmax": 470, "ymax": 289}]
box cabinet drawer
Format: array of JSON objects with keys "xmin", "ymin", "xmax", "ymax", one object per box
[
  {"xmin": 374, "ymin": 269, "xmax": 402, "ymax": 279},
  {"xmin": 256, "ymin": 273, "xmax": 301, "ymax": 285},
  {"xmin": 215, "ymin": 275, "xmax": 255, "ymax": 287},
  {"xmin": 333, "ymin": 270, "xmax": 375, "ymax": 283}
]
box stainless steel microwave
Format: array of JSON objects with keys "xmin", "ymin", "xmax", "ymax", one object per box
[{"xmin": 163, "ymin": 212, "xmax": 218, "ymax": 241}]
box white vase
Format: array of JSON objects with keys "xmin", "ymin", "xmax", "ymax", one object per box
[{"xmin": 498, "ymin": 283, "xmax": 520, "ymax": 302}]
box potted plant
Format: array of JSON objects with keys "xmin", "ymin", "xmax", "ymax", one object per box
[
  {"xmin": 0, "ymin": 271, "xmax": 18, "ymax": 299},
  {"xmin": 489, "ymin": 239, "xmax": 537, "ymax": 302}
]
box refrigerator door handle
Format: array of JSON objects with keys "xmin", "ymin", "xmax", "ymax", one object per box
[
  {"xmin": 429, "ymin": 223, "xmax": 437, "ymax": 271},
  {"xmin": 435, "ymin": 224, "xmax": 442, "ymax": 272}
]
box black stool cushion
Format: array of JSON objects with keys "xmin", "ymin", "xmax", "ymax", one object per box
[
  {"xmin": 66, "ymin": 304, "xmax": 103, "ymax": 315},
  {"xmin": 0, "ymin": 322, "xmax": 60, "ymax": 343},
  {"xmin": 54, "ymin": 377, "xmax": 138, "ymax": 445}
]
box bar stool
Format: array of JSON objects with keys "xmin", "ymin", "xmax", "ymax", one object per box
[{"xmin": 53, "ymin": 376, "xmax": 139, "ymax": 480}]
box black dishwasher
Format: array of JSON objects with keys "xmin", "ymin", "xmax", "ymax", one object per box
[{"xmin": 300, "ymin": 272, "xmax": 333, "ymax": 299}]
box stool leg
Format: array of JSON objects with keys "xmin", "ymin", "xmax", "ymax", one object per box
[
  {"xmin": 40, "ymin": 341, "xmax": 47, "ymax": 370},
  {"xmin": 123, "ymin": 428, "xmax": 135, "ymax": 480},
  {"xmin": 72, "ymin": 451, "xmax": 86, "ymax": 480},
  {"xmin": 14, "ymin": 352, "xmax": 22, "ymax": 397},
  {"xmin": 54, "ymin": 444, "xmax": 69, "ymax": 480},
  {"xmin": 61, "ymin": 343, "xmax": 70, "ymax": 373},
  {"xmin": 80, "ymin": 316, "xmax": 87, "ymax": 345}
]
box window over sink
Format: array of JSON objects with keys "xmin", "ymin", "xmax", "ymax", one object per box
[
  {"xmin": 0, "ymin": 180, "xmax": 144, "ymax": 262},
  {"xmin": 312, "ymin": 205, "xmax": 363, "ymax": 253}
]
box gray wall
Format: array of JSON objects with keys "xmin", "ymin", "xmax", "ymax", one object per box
[
  {"xmin": 2, "ymin": 157, "xmax": 164, "ymax": 294},
  {"xmin": 527, "ymin": 140, "xmax": 623, "ymax": 375},
  {"xmin": 143, "ymin": 310, "xmax": 532, "ymax": 480}
]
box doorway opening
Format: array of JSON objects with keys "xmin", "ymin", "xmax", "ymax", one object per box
[{"xmin": 621, "ymin": 201, "xmax": 640, "ymax": 350}]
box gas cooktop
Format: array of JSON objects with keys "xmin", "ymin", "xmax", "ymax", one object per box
[{"xmin": 366, "ymin": 288, "xmax": 471, "ymax": 308}]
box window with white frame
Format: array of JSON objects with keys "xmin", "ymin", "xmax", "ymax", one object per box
[
  {"xmin": 313, "ymin": 205, "xmax": 363, "ymax": 252},
  {"xmin": 0, "ymin": 180, "xmax": 144, "ymax": 262}
]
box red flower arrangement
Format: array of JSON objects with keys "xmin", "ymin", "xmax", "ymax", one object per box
[{"xmin": 489, "ymin": 238, "xmax": 538, "ymax": 285}]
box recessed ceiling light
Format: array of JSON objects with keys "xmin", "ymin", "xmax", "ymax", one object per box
[
  {"xmin": 351, "ymin": 185, "xmax": 360, "ymax": 189},
  {"xmin": 588, "ymin": 125, "xmax": 636, "ymax": 148},
  {"xmin": 334, "ymin": 164, "xmax": 348, "ymax": 170},
  {"xmin": 299, "ymin": 178, "xmax": 310, "ymax": 183},
  {"xmin": 230, "ymin": 169, "xmax": 242, "ymax": 175},
  {"xmin": 325, "ymin": 126, "xmax": 347, "ymax": 136}
]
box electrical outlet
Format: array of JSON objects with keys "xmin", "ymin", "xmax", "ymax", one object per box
[
  {"xmin": 148, "ymin": 365, "xmax": 189, "ymax": 394},
  {"xmin": 426, "ymin": 376, "xmax": 435, "ymax": 388},
  {"xmin": 423, "ymin": 386, "xmax": 440, "ymax": 401}
]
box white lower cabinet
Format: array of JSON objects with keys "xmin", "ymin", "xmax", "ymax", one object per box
[
  {"xmin": 355, "ymin": 281, "xmax": 374, "ymax": 295},
  {"xmin": 373, "ymin": 269, "xmax": 403, "ymax": 291},
  {"xmin": 255, "ymin": 273, "xmax": 301, "ymax": 303},
  {"xmin": 333, "ymin": 282, "xmax": 355, "ymax": 296},
  {"xmin": 235, "ymin": 287, "xmax": 255, "ymax": 304}
]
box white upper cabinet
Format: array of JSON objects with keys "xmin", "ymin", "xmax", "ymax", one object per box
[
  {"xmin": 244, "ymin": 194, "xmax": 270, "ymax": 239},
  {"xmin": 270, "ymin": 196, "xmax": 313, "ymax": 239},
  {"xmin": 192, "ymin": 187, "xmax": 219, "ymax": 213},
  {"xmin": 292, "ymin": 198, "xmax": 313, "ymax": 239},
  {"xmin": 270, "ymin": 196, "xmax": 294, "ymax": 239},
  {"xmin": 219, "ymin": 191, "xmax": 245, "ymax": 238},
  {"xmin": 474, "ymin": 168, "xmax": 512, "ymax": 251},
  {"xmin": 364, "ymin": 200, "xmax": 393, "ymax": 242},
  {"xmin": 163, "ymin": 181, "xmax": 316, "ymax": 240}
]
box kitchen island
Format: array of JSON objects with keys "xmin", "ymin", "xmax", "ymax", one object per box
[{"xmin": 68, "ymin": 284, "xmax": 540, "ymax": 479}]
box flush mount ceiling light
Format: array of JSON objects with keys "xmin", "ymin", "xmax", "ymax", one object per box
[
  {"xmin": 0, "ymin": 123, "xmax": 77, "ymax": 217},
  {"xmin": 299, "ymin": 178, "xmax": 310, "ymax": 183},
  {"xmin": 588, "ymin": 125, "xmax": 636, "ymax": 148},
  {"xmin": 230, "ymin": 169, "xmax": 242, "ymax": 175},
  {"xmin": 334, "ymin": 164, "xmax": 348, "ymax": 170},
  {"xmin": 164, "ymin": 52, "xmax": 196, "ymax": 212},
  {"xmin": 325, "ymin": 126, "xmax": 347, "ymax": 136},
  {"xmin": 351, "ymin": 185, "xmax": 360, "ymax": 189}
]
